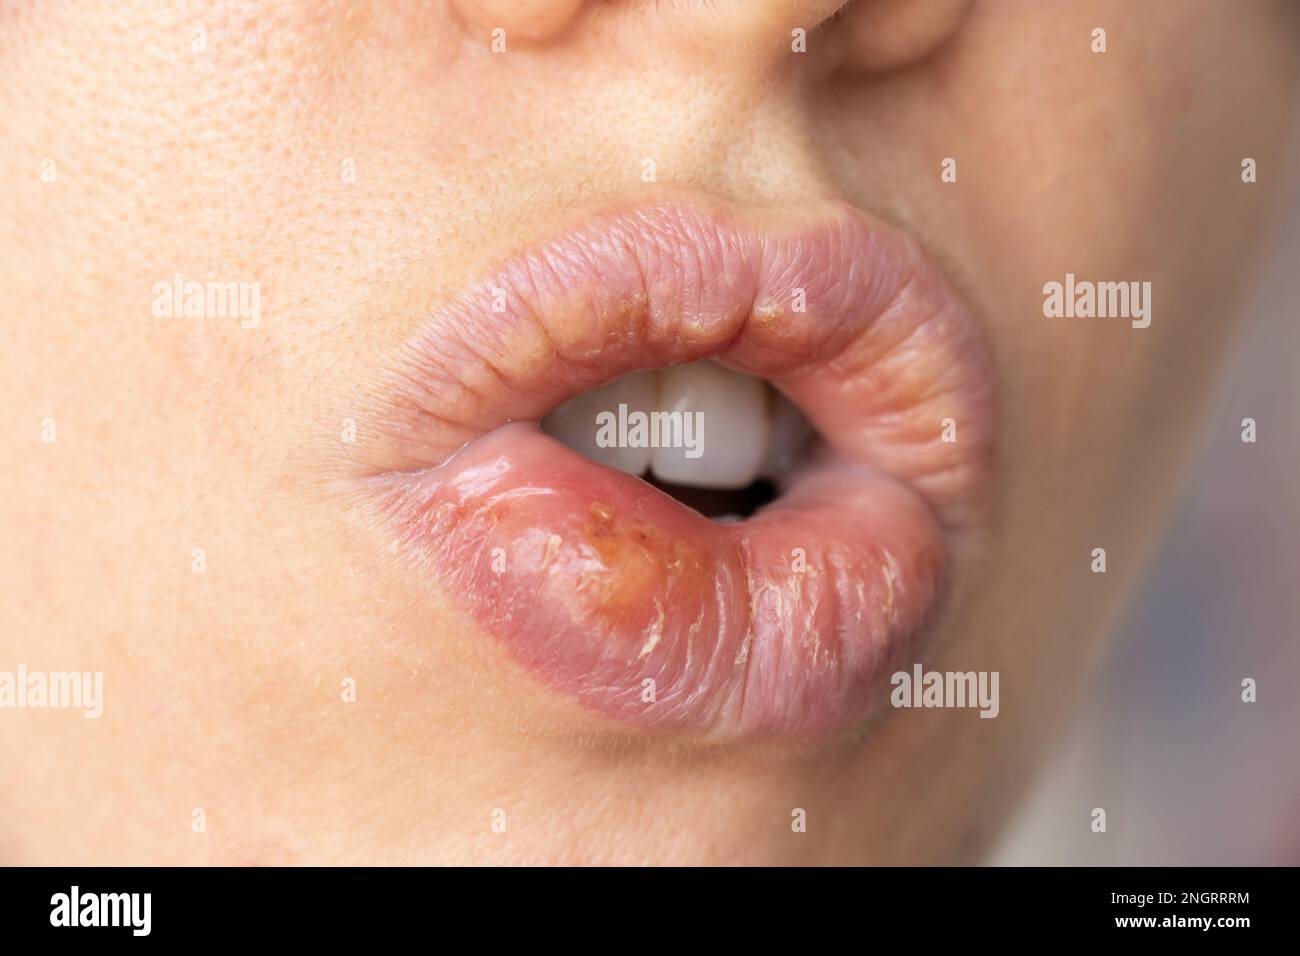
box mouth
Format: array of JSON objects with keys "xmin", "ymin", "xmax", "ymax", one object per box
[{"xmin": 363, "ymin": 199, "xmax": 997, "ymax": 740}]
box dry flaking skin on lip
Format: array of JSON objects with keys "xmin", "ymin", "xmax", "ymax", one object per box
[{"xmin": 365, "ymin": 200, "xmax": 998, "ymax": 741}]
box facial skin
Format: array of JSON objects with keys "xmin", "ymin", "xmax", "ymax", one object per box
[{"xmin": 0, "ymin": 1, "xmax": 1294, "ymax": 864}]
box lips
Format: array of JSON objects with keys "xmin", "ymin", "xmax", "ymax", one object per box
[{"xmin": 363, "ymin": 200, "xmax": 997, "ymax": 739}]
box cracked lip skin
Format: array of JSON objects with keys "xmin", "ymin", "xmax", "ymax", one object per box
[{"xmin": 361, "ymin": 198, "xmax": 998, "ymax": 740}]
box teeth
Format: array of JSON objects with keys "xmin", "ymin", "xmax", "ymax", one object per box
[
  {"xmin": 650, "ymin": 362, "xmax": 768, "ymax": 490},
  {"xmin": 541, "ymin": 362, "xmax": 812, "ymax": 490},
  {"xmin": 540, "ymin": 370, "xmax": 656, "ymax": 475},
  {"xmin": 761, "ymin": 388, "xmax": 815, "ymax": 478}
]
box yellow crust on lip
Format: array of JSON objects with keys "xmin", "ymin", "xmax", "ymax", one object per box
[{"xmin": 579, "ymin": 503, "xmax": 707, "ymax": 623}]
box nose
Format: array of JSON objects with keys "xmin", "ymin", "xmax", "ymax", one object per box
[
  {"xmin": 452, "ymin": 1, "xmax": 974, "ymax": 78},
  {"xmin": 440, "ymin": 1, "xmax": 975, "ymax": 208},
  {"xmin": 452, "ymin": 0, "xmax": 590, "ymax": 44},
  {"xmin": 452, "ymin": 0, "xmax": 851, "ymax": 55}
]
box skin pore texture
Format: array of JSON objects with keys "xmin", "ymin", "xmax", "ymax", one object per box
[{"xmin": 0, "ymin": 1, "xmax": 1296, "ymax": 864}]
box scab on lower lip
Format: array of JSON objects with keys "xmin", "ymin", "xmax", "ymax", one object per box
[{"xmin": 581, "ymin": 502, "xmax": 708, "ymax": 620}]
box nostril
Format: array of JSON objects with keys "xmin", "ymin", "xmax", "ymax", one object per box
[
  {"xmin": 835, "ymin": 0, "xmax": 974, "ymax": 74},
  {"xmin": 452, "ymin": 0, "xmax": 588, "ymax": 46}
]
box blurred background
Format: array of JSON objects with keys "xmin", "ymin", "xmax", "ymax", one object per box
[{"xmin": 993, "ymin": 119, "xmax": 1300, "ymax": 865}]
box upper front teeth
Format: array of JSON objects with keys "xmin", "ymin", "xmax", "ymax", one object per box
[
  {"xmin": 537, "ymin": 369, "xmax": 657, "ymax": 475},
  {"xmin": 650, "ymin": 362, "xmax": 765, "ymax": 488},
  {"xmin": 541, "ymin": 362, "xmax": 808, "ymax": 490}
]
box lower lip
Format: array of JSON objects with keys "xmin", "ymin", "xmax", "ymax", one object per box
[{"xmin": 380, "ymin": 422, "xmax": 944, "ymax": 739}]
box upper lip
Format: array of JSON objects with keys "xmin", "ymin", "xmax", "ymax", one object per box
[{"xmin": 359, "ymin": 196, "xmax": 998, "ymax": 739}]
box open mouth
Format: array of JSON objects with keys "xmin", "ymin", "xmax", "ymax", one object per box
[
  {"xmin": 540, "ymin": 363, "xmax": 814, "ymax": 520},
  {"xmin": 363, "ymin": 199, "xmax": 997, "ymax": 740}
]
